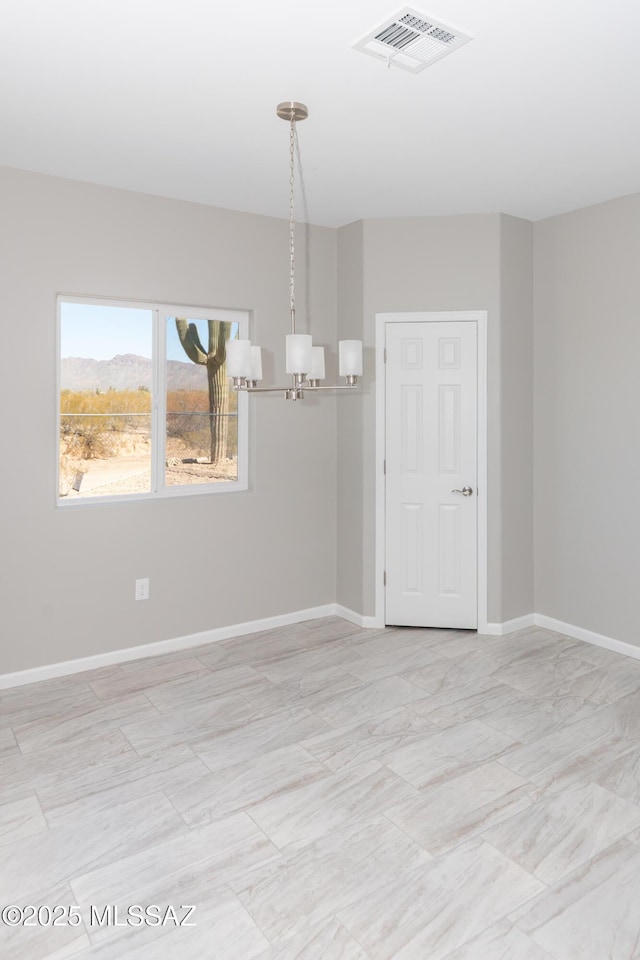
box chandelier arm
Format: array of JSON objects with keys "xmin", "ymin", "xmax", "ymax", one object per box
[
  {"xmin": 296, "ymin": 383, "xmax": 359, "ymax": 391},
  {"xmin": 233, "ymin": 384, "xmax": 299, "ymax": 394},
  {"xmin": 233, "ymin": 382, "xmax": 358, "ymax": 394}
]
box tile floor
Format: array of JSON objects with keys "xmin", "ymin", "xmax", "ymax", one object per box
[{"xmin": 3, "ymin": 617, "xmax": 640, "ymax": 958}]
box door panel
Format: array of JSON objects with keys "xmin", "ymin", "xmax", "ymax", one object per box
[{"xmin": 385, "ymin": 321, "xmax": 477, "ymax": 628}]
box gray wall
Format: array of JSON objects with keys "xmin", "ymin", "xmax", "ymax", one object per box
[
  {"xmin": 337, "ymin": 214, "xmax": 535, "ymax": 624},
  {"xmin": 500, "ymin": 215, "xmax": 534, "ymax": 620},
  {"xmin": 10, "ymin": 160, "xmax": 635, "ymax": 671},
  {"xmin": 336, "ymin": 221, "xmax": 365, "ymax": 612},
  {"xmin": 534, "ymin": 194, "xmax": 640, "ymax": 645},
  {"xmin": 0, "ymin": 166, "xmax": 338, "ymax": 674}
]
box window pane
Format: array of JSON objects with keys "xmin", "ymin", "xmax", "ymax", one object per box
[
  {"xmin": 165, "ymin": 317, "xmax": 239, "ymax": 486},
  {"xmin": 59, "ymin": 302, "xmax": 153, "ymax": 498}
]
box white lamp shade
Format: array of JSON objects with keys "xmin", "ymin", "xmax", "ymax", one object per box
[
  {"xmin": 309, "ymin": 346, "xmax": 326, "ymax": 381},
  {"xmin": 226, "ymin": 339, "xmax": 252, "ymax": 378},
  {"xmin": 249, "ymin": 345, "xmax": 263, "ymax": 381},
  {"xmin": 286, "ymin": 334, "xmax": 313, "ymax": 375},
  {"xmin": 339, "ymin": 339, "xmax": 363, "ymax": 377}
]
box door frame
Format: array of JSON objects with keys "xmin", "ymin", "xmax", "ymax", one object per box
[{"xmin": 375, "ymin": 311, "xmax": 488, "ymax": 633}]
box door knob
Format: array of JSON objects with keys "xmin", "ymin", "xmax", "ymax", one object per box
[{"xmin": 451, "ymin": 486, "xmax": 473, "ymax": 497}]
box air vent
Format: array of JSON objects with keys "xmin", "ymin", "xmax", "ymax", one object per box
[{"xmin": 354, "ymin": 7, "xmax": 472, "ymax": 74}]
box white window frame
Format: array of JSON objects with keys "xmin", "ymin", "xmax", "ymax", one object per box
[{"xmin": 57, "ymin": 295, "xmax": 249, "ymax": 506}]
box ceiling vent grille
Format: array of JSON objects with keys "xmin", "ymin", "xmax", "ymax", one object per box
[{"xmin": 354, "ymin": 7, "xmax": 472, "ymax": 74}]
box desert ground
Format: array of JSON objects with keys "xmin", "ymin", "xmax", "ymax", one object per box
[{"xmin": 59, "ymin": 432, "xmax": 237, "ymax": 498}]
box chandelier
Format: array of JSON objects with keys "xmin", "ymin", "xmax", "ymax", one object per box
[{"xmin": 225, "ymin": 101, "xmax": 363, "ymax": 401}]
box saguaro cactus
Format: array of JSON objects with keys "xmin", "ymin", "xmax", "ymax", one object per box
[{"xmin": 175, "ymin": 318, "xmax": 233, "ymax": 464}]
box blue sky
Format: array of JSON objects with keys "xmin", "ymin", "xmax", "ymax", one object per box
[{"xmin": 60, "ymin": 302, "xmax": 237, "ymax": 363}]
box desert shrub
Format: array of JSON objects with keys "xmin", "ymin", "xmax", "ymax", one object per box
[{"xmin": 60, "ymin": 389, "xmax": 151, "ymax": 459}]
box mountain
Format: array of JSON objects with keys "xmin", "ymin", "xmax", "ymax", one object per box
[{"xmin": 61, "ymin": 354, "xmax": 207, "ymax": 392}]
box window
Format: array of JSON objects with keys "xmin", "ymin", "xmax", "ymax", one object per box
[{"xmin": 57, "ymin": 297, "xmax": 248, "ymax": 503}]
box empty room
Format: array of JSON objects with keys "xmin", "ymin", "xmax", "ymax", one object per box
[{"xmin": 2, "ymin": 1, "xmax": 640, "ymax": 958}]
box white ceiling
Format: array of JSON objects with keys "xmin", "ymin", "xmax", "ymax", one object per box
[{"xmin": 1, "ymin": 0, "xmax": 639, "ymax": 227}]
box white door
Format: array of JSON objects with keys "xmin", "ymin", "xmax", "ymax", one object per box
[{"xmin": 385, "ymin": 320, "xmax": 477, "ymax": 628}]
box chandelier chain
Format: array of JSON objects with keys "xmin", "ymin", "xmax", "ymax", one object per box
[{"xmin": 289, "ymin": 110, "xmax": 297, "ymax": 333}]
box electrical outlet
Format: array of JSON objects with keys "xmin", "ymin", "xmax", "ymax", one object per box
[{"xmin": 135, "ymin": 578, "xmax": 150, "ymax": 601}]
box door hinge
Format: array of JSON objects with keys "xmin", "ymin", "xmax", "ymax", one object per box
[
  {"xmin": 383, "ymin": 459, "xmax": 386, "ymax": 474},
  {"xmin": 383, "ymin": 348, "xmax": 387, "ymax": 363},
  {"xmin": 383, "ymin": 571, "xmax": 387, "ymax": 586}
]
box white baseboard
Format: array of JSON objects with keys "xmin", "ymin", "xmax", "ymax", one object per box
[
  {"xmin": 335, "ymin": 605, "xmax": 383, "ymax": 630},
  {"xmin": 533, "ymin": 614, "xmax": 640, "ymax": 662},
  {"xmin": 483, "ymin": 614, "xmax": 536, "ymax": 636},
  {"xmin": 5, "ymin": 605, "xmax": 640, "ymax": 690},
  {"xmin": 0, "ymin": 604, "xmax": 338, "ymax": 690}
]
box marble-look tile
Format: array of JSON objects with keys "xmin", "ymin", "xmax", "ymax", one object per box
[
  {"xmin": 514, "ymin": 838, "xmax": 640, "ymax": 960},
  {"xmin": 234, "ymin": 815, "xmax": 431, "ymax": 943},
  {"xmin": 480, "ymin": 693, "xmax": 599, "ymax": 743},
  {"xmin": 584, "ymin": 689, "xmax": 640, "ymax": 742},
  {"xmin": 301, "ymin": 707, "xmax": 435, "ymax": 771},
  {"xmin": 0, "ymin": 881, "xmax": 90, "ymax": 960},
  {"xmin": 254, "ymin": 917, "xmax": 369, "ymax": 960},
  {"xmin": 484, "ymin": 780, "xmax": 640, "ymax": 884},
  {"xmin": 203, "ymin": 622, "xmax": 342, "ymax": 669},
  {"xmin": 8, "ymin": 618, "xmax": 640, "ymax": 960},
  {"xmin": 338, "ymin": 626, "xmax": 435, "ymax": 651},
  {"xmin": 442, "ymin": 920, "xmax": 554, "ymax": 959},
  {"xmin": 578, "ymin": 662, "xmax": 640, "ymax": 705},
  {"xmin": 71, "ymin": 812, "xmax": 280, "ymax": 909},
  {"xmin": 345, "ymin": 626, "xmax": 442, "ymax": 652},
  {"xmin": 251, "ymin": 645, "xmax": 354, "ymax": 684},
  {"xmin": 81, "ymin": 873, "xmax": 250, "ymax": 954},
  {"xmin": 299, "ymin": 617, "xmax": 380, "ymax": 645},
  {"xmin": 0, "ymin": 729, "xmax": 135, "ymax": 806},
  {"xmin": 541, "ymin": 663, "xmax": 640, "ymax": 704},
  {"xmin": 0, "ymin": 724, "xmax": 19, "ymax": 758},
  {"xmin": 520, "ymin": 672, "xmax": 611, "ymax": 702},
  {"xmin": 589, "ymin": 744, "xmax": 640, "ymax": 805},
  {"xmin": 0, "ymin": 685, "xmax": 104, "ymax": 752},
  {"xmin": 563, "ymin": 641, "xmax": 632, "ymax": 669},
  {"xmin": 69, "ymin": 889, "xmax": 268, "ymax": 959},
  {"xmin": 409, "ymin": 676, "xmax": 530, "ymax": 728},
  {"xmin": 383, "ymin": 718, "xmax": 518, "ymax": 789},
  {"xmin": 404, "ymin": 651, "xmax": 504, "ymax": 695},
  {"xmin": 11, "ymin": 695, "xmax": 159, "ymax": 755},
  {"xmin": 497, "ymin": 715, "xmax": 636, "ymax": 794},
  {"xmin": 339, "ymin": 639, "xmax": 444, "ymax": 683},
  {"xmin": 337, "ymin": 837, "xmax": 545, "ymax": 960},
  {"xmin": 493, "ymin": 652, "xmax": 597, "ymax": 697},
  {"xmin": 142, "ymin": 664, "xmax": 273, "ymax": 712},
  {"xmin": 165, "ymin": 743, "xmax": 330, "ymax": 827},
  {"xmin": 118, "ymin": 904, "xmax": 269, "ymax": 960},
  {"xmin": 473, "ymin": 629, "xmax": 578, "ymax": 665},
  {"xmin": 241, "ymin": 666, "xmax": 362, "ymax": 715},
  {"xmin": 0, "ymin": 793, "xmax": 47, "ymax": 845},
  {"xmin": 197, "ymin": 633, "xmax": 307, "ymax": 669},
  {"xmin": 120, "ymin": 692, "xmax": 263, "ymax": 754},
  {"xmin": 306, "ymin": 676, "xmax": 427, "ymax": 727},
  {"xmin": 37, "ymin": 743, "xmax": 210, "ymax": 829},
  {"xmin": 192, "ymin": 707, "xmax": 329, "ymax": 773},
  {"xmin": 385, "ymin": 761, "xmax": 534, "ymax": 855},
  {"xmin": 248, "ymin": 760, "xmax": 420, "ymax": 850},
  {"xmin": 0, "ymin": 791, "xmax": 189, "ymax": 903},
  {"xmin": 87, "ymin": 657, "xmax": 211, "ymax": 700},
  {"xmin": 0, "ymin": 674, "xmax": 98, "ymax": 718},
  {"xmin": 418, "ymin": 629, "xmax": 487, "ymax": 659}
]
